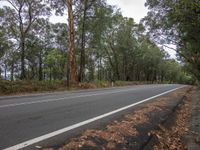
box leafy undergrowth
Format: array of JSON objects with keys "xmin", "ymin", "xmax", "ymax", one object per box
[
  {"xmin": 0, "ymin": 80, "xmax": 156, "ymax": 96},
  {"xmin": 42, "ymin": 87, "xmax": 190, "ymax": 150},
  {"xmin": 0, "ymin": 80, "xmax": 65, "ymax": 95}
]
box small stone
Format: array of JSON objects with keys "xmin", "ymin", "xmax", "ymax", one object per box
[
  {"xmin": 35, "ymin": 145, "xmax": 42, "ymax": 149},
  {"xmin": 195, "ymin": 136, "xmax": 200, "ymax": 143},
  {"xmin": 148, "ymin": 132, "xmax": 151, "ymax": 136},
  {"xmin": 78, "ymin": 144, "xmax": 82, "ymax": 148}
]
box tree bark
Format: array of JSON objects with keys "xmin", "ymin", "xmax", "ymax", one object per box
[
  {"xmin": 18, "ymin": 2, "xmax": 26, "ymax": 80},
  {"xmin": 109, "ymin": 41, "xmax": 120, "ymax": 80},
  {"xmin": 66, "ymin": 0, "xmax": 78, "ymax": 85},
  {"xmin": 104, "ymin": 47, "xmax": 116, "ymax": 81},
  {"xmin": 38, "ymin": 50, "xmax": 43, "ymax": 81},
  {"xmin": 11, "ymin": 62, "xmax": 14, "ymax": 81},
  {"xmin": 79, "ymin": 0, "xmax": 88, "ymax": 82},
  {"xmin": 20, "ymin": 37, "xmax": 26, "ymax": 79},
  {"xmin": 4, "ymin": 63, "xmax": 7, "ymax": 80}
]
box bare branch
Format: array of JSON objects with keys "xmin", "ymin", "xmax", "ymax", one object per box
[{"xmin": 6, "ymin": 0, "xmax": 19, "ymax": 11}]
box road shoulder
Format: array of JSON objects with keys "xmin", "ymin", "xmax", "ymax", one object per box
[{"xmin": 185, "ymin": 88, "xmax": 200, "ymax": 150}]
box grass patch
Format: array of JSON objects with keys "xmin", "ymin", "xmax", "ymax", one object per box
[{"xmin": 0, "ymin": 80, "xmax": 65, "ymax": 95}]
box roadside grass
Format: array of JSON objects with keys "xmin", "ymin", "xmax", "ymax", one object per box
[
  {"xmin": 0, "ymin": 80, "xmax": 159, "ymax": 96},
  {"xmin": 0, "ymin": 80, "xmax": 64, "ymax": 95}
]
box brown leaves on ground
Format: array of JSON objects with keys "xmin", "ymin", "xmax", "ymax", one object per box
[
  {"xmin": 57, "ymin": 97, "xmax": 175, "ymax": 150},
  {"xmin": 152, "ymin": 94, "xmax": 192, "ymax": 150}
]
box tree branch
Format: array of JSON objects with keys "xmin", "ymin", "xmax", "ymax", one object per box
[{"xmin": 6, "ymin": 0, "xmax": 19, "ymax": 11}]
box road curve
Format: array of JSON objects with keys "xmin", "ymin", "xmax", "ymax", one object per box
[{"xmin": 0, "ymin": 84, "xmax": 184, "ymax": 149}]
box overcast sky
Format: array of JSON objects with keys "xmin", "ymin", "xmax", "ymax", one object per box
[
  {"xmin": 107, "ymin": 0, "xmax": 148, "ymax": 23},
  {"xmin": 50, "ymin": 0, "xmax": 148, "ymax": 24}
]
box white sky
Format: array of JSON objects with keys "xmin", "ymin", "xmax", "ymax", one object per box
[
  {"xmin": 107, "ymin": 0, "xmax": 148, "ymax": 23},
  {"xmin": 50, "ymin": 0, "xmax": 148, "ymax": 24}
]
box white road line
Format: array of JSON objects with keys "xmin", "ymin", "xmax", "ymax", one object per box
[
  {"xmin": 4, "ymin": 86, "xmax": 186, "ymax": 150},
  {"xmin": 0, "ymin": 87, "xmax": 152, "ymax": 108}
]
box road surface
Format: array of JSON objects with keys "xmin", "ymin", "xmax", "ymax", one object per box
[{"xmin": 0, "ymin": 84, "xmax": 184, "ymax": 149}]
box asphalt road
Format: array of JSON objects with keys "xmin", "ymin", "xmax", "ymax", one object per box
[{"xmin": 0, "ymin": 84, "xmax": 184, "ymax": 149}]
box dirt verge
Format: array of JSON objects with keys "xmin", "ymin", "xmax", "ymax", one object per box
[{"xmin": 144, "ymin": 87, "xmax": 196, "ymax": 150}]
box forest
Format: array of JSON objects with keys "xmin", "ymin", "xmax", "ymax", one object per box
[{"xmin": 0, "ymin": 0, "xmax": 199, "ymax": 93}]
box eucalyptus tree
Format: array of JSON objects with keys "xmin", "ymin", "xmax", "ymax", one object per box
[
  {"xmin": 0, "ymin": 27, "xmax": 8, "ymax": 59},
  {"xmin": 70, "ymin": 0, "xmax": 108, "ymax": 82},
  {"xmin": 30, "ymin": 18, "xmax": 52, "ymax": 81},
  {"xmin": 44, "ymin": 49, "xmax": 65, "ymax": 80},
  {"xmin": 102, "ymin": 14, "xmax": 138, "ymax": 81},
  {"xmin": 25, "ymin": 18, "xmax": 68, "ymax": 80},
  {"xmin": 0, "ymin": 8, "xmax": 13, "ymax": 79},
  {"xmin": 0, "ymin": 8, "xmax": 10, "ymax": 59},
  {"xmin": 143, "ymin": 0, "xmax": 200, "ymax": 81},
  {"xmin": 49, "ymin": 0, "xmax": 79, "ymax": 84},
  {"xmin": 76, "ymin": 0, "xmax": 91, "ymax": 82},
  {"xmin": 2, "ymin": 0, "xmax": 51, "ymax": 79},
  {"xmin": 89, "ymin": 3, "xmax": 115, "ymax": 80}
]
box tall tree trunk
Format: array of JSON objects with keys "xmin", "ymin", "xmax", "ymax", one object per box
[
  {"xmin": 161, "ymin": 71, "xmax": 164, "ymax": 82},
  {"xmin": 66, "ymin": 0, "xmax": 78, "ymax": 85},
  {"xmin": 123, "ymin": 53, "xmax": 128, "ymax": 81},
  {"xmin": 20, "ymin": 37, "xmax": 26, "ymax": 79},
  {"xmin": 50, "ymin": 67, "xmax": 52, "ymax": 81},
  {"xmin": 38, "ymin": 51, "xmax": 43, "ymax": 81},
  {"xmin": 79, "ymin": 0, "xmax": 88, "ymax": 82},
  {"xmin": 109, "ymin": 42, "xmax": 120, "ymax": 80},
  {"xmin": 105, "ymin": 48, "xmax": 117, "ymax": 81},
  {"xmin": 11, "ymin": 62, "xmax": 14, "ymax": 81},
  {"xmin": 98, "ymin": 57, "xmax": 102, "ymax": 80},
  {"xmin": 4, "ymin": 63, "xmax": 7, "ymax": 80}
]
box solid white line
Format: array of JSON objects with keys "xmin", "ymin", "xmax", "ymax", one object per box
[
  {"xmin": 4, "ymin": 86, "xmax": 185, "ymax": 150},
  {"xmin": 0, "ymin": 87, "xmax": 152, "ymax": 108}
]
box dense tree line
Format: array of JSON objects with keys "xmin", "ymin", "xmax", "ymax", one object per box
[
  {"xmin": 0, "ymin": 0, "xmax": 194, "ymax": 85},
  {"xmin": 143, "ymin": 0, "xmax": 200, "ymax": 84}
]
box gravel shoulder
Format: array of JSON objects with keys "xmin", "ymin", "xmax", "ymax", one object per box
[{"xmin": 184, "ymin": 88, "xmax": 200, "ymax": 150}]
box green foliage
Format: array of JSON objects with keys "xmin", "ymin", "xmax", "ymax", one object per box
[
  {"xmin": 44, "ymin": 49, "xmax": 65, "ymax": 80},
  {"xmin": 143, "ymin": 0, "xmax": 200, "ymax": 82},
  {"xmin": 92, "ymin": 80, "xmax": 110, "ymax": 87},
  {"xmin": 0, "ymin": 80, "xmax": 65, "ymax": 95}
]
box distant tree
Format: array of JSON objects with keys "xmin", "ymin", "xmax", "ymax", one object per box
[
  {"xmin": 49, "ymin": 0, "xmax": 78, "ymax": 85},
  {"xmin": 44, "ymin": 49, "xmax": 65, "ymax": 80}
]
